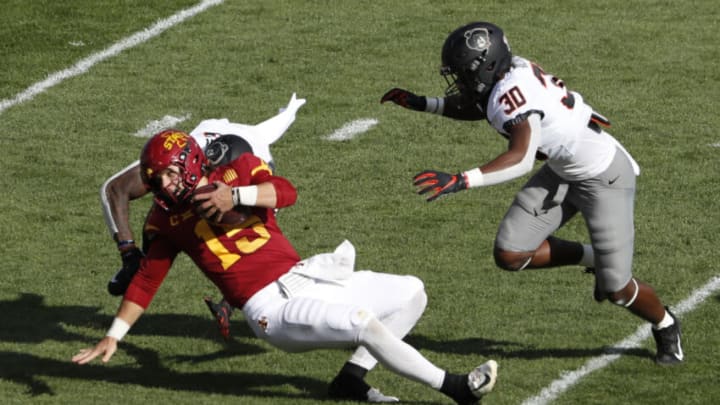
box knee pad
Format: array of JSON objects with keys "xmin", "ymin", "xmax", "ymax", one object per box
[
  {"xmin": 405, "ymin": 276, "xmax": 428, "ymax": 312},
  {"xmin": 414, "ymin": 288, "xmax": 428, "ymax": 313},
  {"xmin": 609, "ymin": 278, "xmax": 639, "ymax": 307},
  {"xmin": 358, "ymin": 315, "xmax": 386, "ymax": 346},
  {"xmin": 405, "ymin": 275, "xmax": 426, "ymax": 296}
]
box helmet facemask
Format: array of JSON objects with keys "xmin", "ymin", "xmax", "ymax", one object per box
[
  {"xmin": 441, "ymin": 59, "xmax": 492, "ymax": 98},
  {"xmin": 140, "ymin": 130, "xmax": 207, "ymax": 211},
  {"xmin": 149, "ymin": 154, "xmax": 200, "ymax": 209}
]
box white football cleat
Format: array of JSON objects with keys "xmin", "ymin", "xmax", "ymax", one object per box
[
  {"xmin": 366, "ymin": 387, "xmax": 399, "ymax": 403},
  {"xmin": 468, "ymin": 360, "xmax": 498, "ymax": 398}
]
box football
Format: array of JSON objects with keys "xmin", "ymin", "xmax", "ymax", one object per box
[{"xmin": 192, "ymin": 183, "xmax": 252, "ymax": 225}]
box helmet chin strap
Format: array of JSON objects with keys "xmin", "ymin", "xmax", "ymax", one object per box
[{"xmin": 154, "ymin": 174, "xmax": 193, "ymax": 210}]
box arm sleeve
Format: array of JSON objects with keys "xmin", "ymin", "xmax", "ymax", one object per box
[
  {"xmin": 124, "ymin": 207, "xmax": 178, "ymax": 309},
  {"xmin": 441, "ymin": 94, "xmax": 487, "ymax": 121},
  {"xmin": 100, "ymin": 160, "xmax": 140, "ymax": 239},
  {"xmin": 234, "ymin": 154, "xmax": 298, "ymax": 208},
  {"xmin": 265, "ymin": 176, "xmax": 297, "ymax": 208},
  {"xmin": 124, "ymin": 235, "xmax": 176, "ymax": 309}
]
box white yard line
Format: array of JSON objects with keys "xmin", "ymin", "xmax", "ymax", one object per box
[
  {"xmin": 133, "ymin": 114, "xmax": 191, "ymax": 137},
  {"xmin": 522, "ymin": 274, "xmax": 720, "ymax": 405},
  {"xmin": 324, "ymin": 118, "xmax": 378, "ymax": 141},
  {"xmin": 0, "ymin": 0, "xmax": 224, "ymax": 116}
]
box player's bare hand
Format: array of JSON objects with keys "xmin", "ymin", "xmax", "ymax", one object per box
[
  {"xmin": 192, "ymin": 181, "xmax": 233, "ymax": 221},
  {"xmin": 72, "ymin": 336, "xmax": 118, "ymax": 365}
]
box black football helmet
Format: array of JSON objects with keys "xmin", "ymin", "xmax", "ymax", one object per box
[
  {"xmin": 440, "ymin": 22, "xmax": 512, "ymax": 104},
  {"xmin": 204, "ymin": 134, "xmax": 254, "ymax": 168}
]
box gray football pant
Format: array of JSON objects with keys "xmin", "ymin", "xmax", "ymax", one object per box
[{"xmin": 495, "ymin": 147, "xmax": 636, "ymax": 294}]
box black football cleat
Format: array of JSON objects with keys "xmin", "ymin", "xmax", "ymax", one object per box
[
  {"xmin": 651, "ymin": 307, "xmax": 684, "ymax": 365},
  {"xmin": 204, "ymin": 297, "xmax": 233, "ymax": 341}
]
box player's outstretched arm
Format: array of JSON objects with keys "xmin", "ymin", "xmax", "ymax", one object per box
[
  {"xmin": 381, "ymin": 88, "xmax": 485, "ymax": 120},
  {"xmin": 412, "ymin": 114, "xmax": 541, "ymax": 202},
  {"xmin": 102, "ymin": 163, "xmax": 150, "ymax": 296}
]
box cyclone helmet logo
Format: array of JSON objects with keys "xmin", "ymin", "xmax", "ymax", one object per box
[
  {"xmin": 464, "ymin": 27, "xmax": 491, "ymax": 52},
  {"xmin": 162, "ymin": 131, "xmax": 188, "ymax": 150}
]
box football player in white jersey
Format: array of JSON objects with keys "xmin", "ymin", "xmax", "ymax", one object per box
[
  {"xmin": 100, "ymin": 93, "xmax": 306, "ymax": 339},
  {"xmin": 381, "ymin": 22, "xmax": 683, "ymax": 365}
]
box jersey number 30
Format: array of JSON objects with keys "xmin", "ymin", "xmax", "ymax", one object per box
[{"xmin": 498, "ymin": 63, "xmax": 576, "ymax": 114}]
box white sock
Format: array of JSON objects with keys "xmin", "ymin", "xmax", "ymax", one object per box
[
  {"xmin": 654, "ymin": 310, "xmax": 674, "ymax": 329},
  {"xmin": 359, "ymin": 317, "xmax": 445, "ymax": 389},
  {"xmin": 579, "ymin": 244, "xmax": 595, "ymax": 267}
]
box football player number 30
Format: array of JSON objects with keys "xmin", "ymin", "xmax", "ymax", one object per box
[
  {"xmin": 498, "ymin": 63, "xmax": 576, "ymax": 114},
  {"xmin": 194, "ymin": 215, "xmax": 270, "ymax": 270}
]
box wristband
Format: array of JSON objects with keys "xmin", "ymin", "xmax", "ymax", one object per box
[
  {"xmin": 231, "ymin": 185, "xmax": 258, "ymax": 206},
  {"xmin": 424, "ymin": 97, "xmax": 445, "ymax": 115},
  {"xmin": 106, "ymin": 317, "xmax": 130, "ymax": 341},
  {"xmin": 117, "ymin": 239, "xmax": 136, "ymax": 252},
  {"xmin": 463, "ymin": 168, "xmax": 484, "ymax": 188}
]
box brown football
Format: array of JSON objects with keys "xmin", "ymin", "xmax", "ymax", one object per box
[{"xmin": 192, "ymin": 183, "xmax": 251, "ymax": 225}]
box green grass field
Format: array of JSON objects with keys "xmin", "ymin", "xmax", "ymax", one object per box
[{"xmin": 1, "ymin": 1, "xmax": 719, "ymax": 404}]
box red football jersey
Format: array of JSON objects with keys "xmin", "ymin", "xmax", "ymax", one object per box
[{"xmin": 125, "ymin": 153, "xmax": 300, "ymax": 309}]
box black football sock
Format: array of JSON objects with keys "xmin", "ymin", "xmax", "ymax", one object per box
[
  {"xmin": 440, "ymin": 372, "xmax": 476, "ymax": 404},
  {"xmin": 328, "ymin": 362, "xmax": 371, "ymax": 399},
  {"xmin": 338, "ymin": 361, "xmax": 369, "ymax": 379}
]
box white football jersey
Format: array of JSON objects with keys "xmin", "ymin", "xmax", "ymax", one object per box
[{"xmin": 486, "ymin": 56, "xmax": 634, "ymax": 180}]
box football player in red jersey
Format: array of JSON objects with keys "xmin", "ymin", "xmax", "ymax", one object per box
[
  {"xmin": 381, "ymin": 22, "xmax": 682, "ymax": 365},
  {"xmin": 100, "ymin": 93, "xmax": 306, "ymax": 340},
  {"xmin": 74, "ymin": 130, "xmax": 499, "ymax": 404}
]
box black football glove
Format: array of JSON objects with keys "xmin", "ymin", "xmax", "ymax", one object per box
[
  {"xmin": 107, "ymin": 247, "xmax": 144, "ymax": 296},
  {"xmin": 413, "ymin": 170, "xmax": 467, "ymax": 202},
  {"xmin": 380, "ymin": 88, "xmax": 427, "ymax": 111}
]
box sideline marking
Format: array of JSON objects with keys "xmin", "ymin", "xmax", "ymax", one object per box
[
  {"xmin": 0, "ymin": 0, "xmax": 224, "ymax": 116},
  {"xmin": 522, "ymin": 274, "xmax": 720, "ymax": 405},
  {"xmin": 324, "ymin": 118, "xmax": 378, "ymax": 141},
  {"xmin": 134, "ymin": 114, "xmax": 191, "ymax": 137}
]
